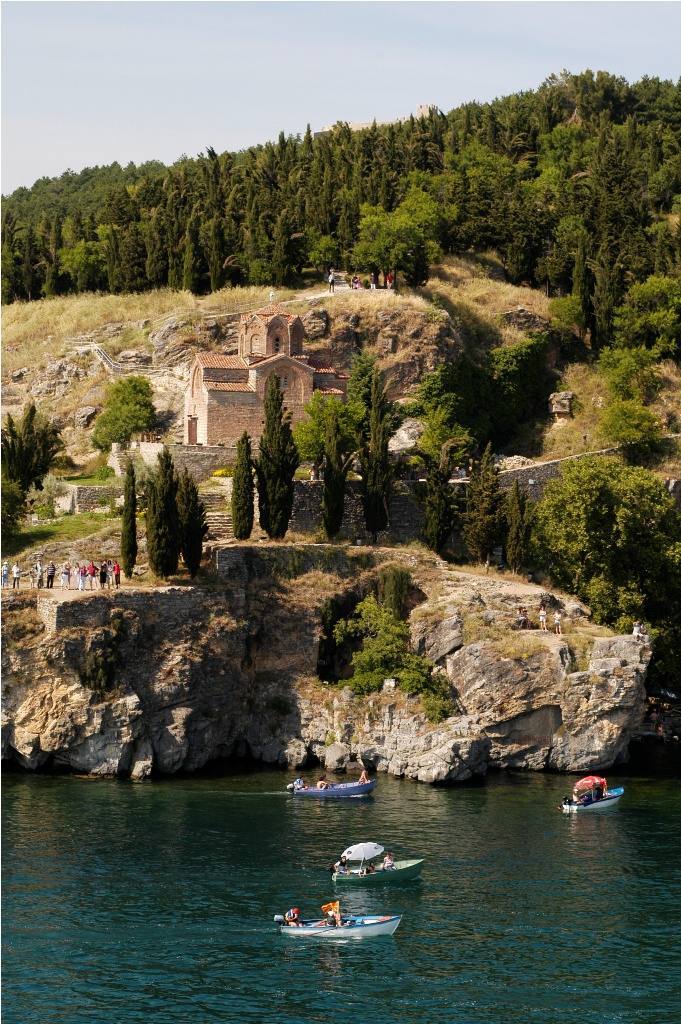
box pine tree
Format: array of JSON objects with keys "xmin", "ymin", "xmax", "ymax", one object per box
[
  {"xmin": 504, "ymin": 480, "xmax": 530, "ymax": 574},
  {"xmin": 359, "ymin": 369, "xmax": 393, "ymax": 543},
  {"xmin": 322, "ymin": 403, "xmax": 350, "ymax": 539},
  {"xmin": 145, "ymin": 447, "xmax": 180, "ymax": 578},
  {"xmin": 271, "ymin": 211, "xmax": 292, "ymax": 286},
  {"xmin": 120, "ymin": 460, "xmax": 138, "ymax": 578},
  {"xmin": 255, "ymin": 376, "xmax": 299, "ymax": 539},
  {"xmin": 105, "ymin": 226, "xmax": 122, "ymax": 293},
  {"xmin": 205, "ymin": 216, "xmax": 225, "ymax": 292},
  {"xmin": 177, "ymin": 468, "xmax": 207, "ymax": 578},
  {"xmin": 423, "ymin": 456, "xmax": 457, "ymax": 554},
  {"xmin": 232, "ymin": 431, "xmax": 254, "ymax": 540},
  {"xmin": 462, "ymin": 443, "xmax": 501, "ymax": 563}
]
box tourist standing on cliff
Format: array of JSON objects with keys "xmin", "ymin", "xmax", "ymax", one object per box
[
  {"xmin": 328, "ymin": 269, "xmax": 335, "ymax": 294},
  {"xmin": 113, "ymin": 560, "xmax": 121, "ymax": 589},
  {"xmin": 87, "ymin": 560, "xmax": 97, "ymax": 590},
  {"xmin": 99, "ymin": 560, "xmax": 107, "ymax": 589},
  {"xmin": 539, "ymin": 604, "xmax": 547, "ymax": 631},
  {"xmin": 78, "ymin": 563, "xmax": 87, "ymax": 591},
  {"xmin": 60, "ymin": 562, "xmax": 70, "ymax": 590},
  {"xmin": 370, "ymin": 272, "xmax": 377, "ymax": 290},
  {"xmin": 11, "ymin": 563, "xmax": 21, "ymax": 589},
  {"xmin": 46, "ymin": 561, "xmax": 56, "ymax": 588},
  {"xmin": 554, "ymin": 610, "xmax": 562, "ymax": 635},
  {"xmin": 2, "ymin": 561, "xmax": 9, "ymax": 588}
]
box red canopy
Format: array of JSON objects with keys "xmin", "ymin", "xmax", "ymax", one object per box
[{"xmin": 573, "ymin": 775, "xmax": 608, "ymax": 795}]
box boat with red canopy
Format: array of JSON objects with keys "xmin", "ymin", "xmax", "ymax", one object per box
[{"xmin": 561, "ymin": 775, "xmax": 624, "ymax": 813}]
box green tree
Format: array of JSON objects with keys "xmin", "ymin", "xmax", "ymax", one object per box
[
  {"xmin": 599, "ymin": 399, "xmax": 662, "ymax": 457},
  {"xmin": 333, "ymin": 594, "xmax": 433, "ymax": 695},
  {"xmin": 359, "ymin": 369, "xmax": 393, "ymax": 542},
  {"xmin": 120, "ymin": 460, "xmax": 138, "ymax": 578},
  {"xmin": 377, "ymin": 564, "xmax": 412, "ymax": 619},
  {"xmin": 321, "ymin": 401, "xmax": 354, "ymax": 539},
  {"xmin": 145, "ymin": 448, "xmax": 180, "ymax": 578},
  {"xmin": 177, "ymin": 468, "xmax": 208, "ymax": 577},
  {"xmin": 504, "ymin": 480, "xmax": 531, "ymax": 573},
  {"xmin": 422, "ymin": 451, "xmax": 458, "ymax": 555},
  {"xmin": 532, "ymin": 458, "xmax": 681, "ymax": 639},
  {"xmin": 92, "ymin": 376, "xmax": 156, "ymax": 452},
  {"xmin": 255, "ymin": 375, "xmax": 300, "ymax": 539},
  {"xmin": 231, "ymin": 431, "xmax": 255, "ymax": 540},
  {"xmin": 463, "ymin": 443, "xmax": 502, "ymax": 563},
  {"xmin": 183, "ymin": 214, "xmax": 203, "ymax": 293},
  {"xmin": 1, "ymin": 403, "xmax": 65, "ymax": 495},
  {"xmin": 1, "ymin": 477, "xmax": 25, "ymax": 538},
  {"xmin": 598, "ymin": 346, "xmax": 659, "ymax": 401},
  {"xmin": 293, "ymin": 392, "xmax": 356, "ymax": 467},
  {"xmin": 613, "ymin": 275, "xmax": 681, "ymax": 359},
  {"xmin": 346, "ymin": 351, "xmax": 378, "ymax": 443},
  {"xmin": 591, "ymin": 256, "xmax": 620, "ymax": 350}
]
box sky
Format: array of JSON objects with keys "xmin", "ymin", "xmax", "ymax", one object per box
[{"xmin": 3, "ymin": 0, "xmax": 681, "ymax": 194}]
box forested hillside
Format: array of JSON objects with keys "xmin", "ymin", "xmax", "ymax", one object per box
[{"xmin": 3, "ymin": 69, "xmax": 681, "ymax": 326}]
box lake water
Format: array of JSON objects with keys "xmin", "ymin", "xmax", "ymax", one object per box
[{"xmin": 3, "ymin": 770, "xmax": 681, "ymax": 1024}]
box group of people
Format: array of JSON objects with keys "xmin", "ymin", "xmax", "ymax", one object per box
[
  {"xmin": 331, "ymin": 850, "xmax": 395, "ymax": 877},
  {"xmin": 293, "ymin": 769, "xmax": 370, "ymax": 793},
  {"xmin": 327, "ymin": 269, "xmax": 394, "ymax": 293},
  {"xmin": 516, "ymin": 603, "xmax": 562, "ymax": 635},
  {"xmin": 2, "ymin": 557, "xmax": 121, "ymax": 591}
]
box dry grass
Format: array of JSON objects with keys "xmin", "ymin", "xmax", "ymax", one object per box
[
  {"xmin": 537, "ymin": 363, "xmax": 610, "ymax": 459},
  {"xmin": 422, "ymin": 256, "xmax": 551, "ymax": 354},
  {"xmin": 289, "ymin": 288, "xmax": 432, "ymax": 318},
  {"xmin": 2, "ymin": 285, "xmax": 294, "ymax": 373}
]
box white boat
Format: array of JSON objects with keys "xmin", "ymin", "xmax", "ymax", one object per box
[
  {"xmin": 275, "ymin": 914, "xmax": 402, "ymax": 938},
  {"xmin": 561, "ymin": 775, "xmax": 624, "ymax": 814}
]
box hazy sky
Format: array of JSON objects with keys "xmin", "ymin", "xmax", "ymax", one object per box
[{"xmin": 3, "ymin": 1, "xmax": 681, "ymax": 194}]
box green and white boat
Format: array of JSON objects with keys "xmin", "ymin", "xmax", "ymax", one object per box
[{"xmin": 332, "ymin": 842, "xmax": 424, "ymax": 884}]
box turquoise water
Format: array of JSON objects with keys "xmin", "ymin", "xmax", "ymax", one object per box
[{"xmin": 2, "ymin": 770, "xmax": 681, "ymax": 1024}]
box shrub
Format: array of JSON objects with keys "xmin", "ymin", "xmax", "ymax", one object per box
[
  {"xmin": 92, "ymin": 376, "xmax": 156, "ymax": 452},
  {"xmin": 377, "ymin": 564, "xmax": 411, "ymax": 620},
  {"xmin": 599, "ymin": 400, "xmax": 662, "ymax": 456},
  {"xmin": 212, "ymin": 467, "xmax": 233, "ymax": 478},
  {"xmin": 599, "ymin": 346, "xmax": 660, "ymax": 401},
  {"xmin": 422, "ymin": 690, "xmax": 456, "ymax": 724}
]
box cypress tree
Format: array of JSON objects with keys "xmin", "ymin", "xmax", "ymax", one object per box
[
  {"xmin": 232, "ymin": 431, "xmax": 254, "ymax": 540},
  {"xmin": 592, "ymin": 255, "xmax": 619, "ymax": 350},
  {"xmin": 255, "ymin": 375, "xmax": 299, "ymax": 539},
  {"xmin": 146, "ymin": 447, "xmax": 180, "ymax": 578},
  {"xmin": 504, "ymin": 480, "xmax": 530, "ymax": 574},
  {"xmin": 322, "ymin": 403, "xmax": 349, "ymax": 539},
  {"xmin": 120, "ymin": 460, "xmax": 138, "ymax": 578},
  {"xmin": 423, "ymin": 457, "xmax": 457, "ymax": 554},
  {"xmin": 462, "ymin": 443, "xmax": 501, "ymax": 564},
  {"xmin": 359, "ymin": 369, "xmax": 393, "ymax": 543},
  {"xmin": 572, "ymin": 235, "xmax": 591, "ymax": 335},
  {"xmin": 183, "ymin": 214, "xmax": 202, "ymax": 293},
  {"xmin": 177, "ymin": 468, "xmax": 207, "ymax": 578}
]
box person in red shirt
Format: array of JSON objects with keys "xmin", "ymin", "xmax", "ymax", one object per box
[
  {"xmin": 87, "ymin": 560, "xmax": 97, "ymax": 590},
  {"xmin": 113, "ymin": 561, "xmax": 121, "ymax": 589}
]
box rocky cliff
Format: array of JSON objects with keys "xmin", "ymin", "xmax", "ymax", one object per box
[{"xmin": 1, "ymin": 546, "xmax": 651, "ymax": 784}]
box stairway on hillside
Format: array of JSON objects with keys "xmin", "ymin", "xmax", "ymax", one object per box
[{"xmin": 201, "ymin": 491, "xmax": 234, "ymax": 542}]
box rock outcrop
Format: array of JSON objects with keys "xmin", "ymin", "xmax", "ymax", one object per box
[{"xmin": 1, "ymin": 549, "xmax": 651, "ymax": 784}]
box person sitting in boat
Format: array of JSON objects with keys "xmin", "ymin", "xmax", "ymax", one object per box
[
  {"xmin": 284, "ymin": 907, "xmax": 302, "ymax": 927},
  {"xmin": 316, "ymin": 776, "xmax": 331, "ymax": 790},
  {"xmin": 333, "ymin": 855, "xmax": 349, "ymax": 875},
  {"xmin": 358, "ymin": 768, "xmax": 370, "ymax": 784},
  {"xmin": 382, "ymin": 851, "xmax": 395, "ymax": 870},
  {"xmin": 323, "ymin": 906, "xmax": 343, "ymax": 927},
  {"xmin": 292, "ymin": 778, "xmax": 307, "ymax": 792}
]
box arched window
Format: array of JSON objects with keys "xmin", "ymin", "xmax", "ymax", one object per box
[{"xmin": 274, "ymin": 337, "xmax": 281, "ymax": 353}]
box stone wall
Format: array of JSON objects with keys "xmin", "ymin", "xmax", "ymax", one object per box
[
  {"xmin": 109, "ymin": 441, "xmax": 239, "ymax": 481},
  {"xmin": 73, "ymin": 484, "xmax": 124, "ymax": 512},
  {"xmin": 496, "ymin": 446, "xmax": 620, "ymax": 501}
]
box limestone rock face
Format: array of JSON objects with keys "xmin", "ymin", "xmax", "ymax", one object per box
[
  {"xmin": 301, "ymin": 309, "xmax": 329, "ymax": 339},
  {"xmin": 388, "ymin": 417, "xmax": 424, "ymax": 455},
  {"xmin": 74, "ymin": 405, "xmax": 99, "ymax": 428},
  {"xmin": 447, "ymin": 633, "xmax": 650, "ymax": 771},
  {"xmin": 1, "ymin": 551, "xmax": 652, "ymax": 784}
]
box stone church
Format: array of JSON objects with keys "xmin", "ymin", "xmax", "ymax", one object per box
[{"xmin": 184, "ymin": 305, "xmax": 347, "ymax": 446}]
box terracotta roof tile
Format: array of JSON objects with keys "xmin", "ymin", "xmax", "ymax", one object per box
[
  {"xmin": 241, "ymin": 303, "xmax": 297, "ymax": 323},
  {"xmin": 316, "ymin": 387, "xmax": 345, "ymax": 395},
  {"xmin": 196, "ymin": 353, "xmax": 248, "ymax": 369},
  {"xmin": 205, "ymin": 381, "xmax": 255, "ymax": 393}
]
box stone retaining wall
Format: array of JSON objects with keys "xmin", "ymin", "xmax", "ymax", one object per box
[
  {"xmin": 73, "ymin": 484, "xmax": 124, "ymax": 512},
  {"xmin": 109, "ymin": 441, "xmax": 240, "ymax": 481}
]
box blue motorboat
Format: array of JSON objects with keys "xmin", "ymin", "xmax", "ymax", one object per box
[{"xmin": 286, "ymin": 778, "xmax": 377, "ymax": 799}]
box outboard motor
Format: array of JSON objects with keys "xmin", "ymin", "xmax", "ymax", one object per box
[{"xmin": 273, "ymin": 915, "xmax": 285, "ymax": 925}]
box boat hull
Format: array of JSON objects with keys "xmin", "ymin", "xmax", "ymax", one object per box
[
  {"xmin": 333, "ymin": 859, "xmax": 424, "ymax": 884},
  {"xmin": 291, "ymin": 780, "xmax": 377, "ymax": 799},
  {"xmin": 562, "ymin": 788, "xmax": 624, "ymax": 813},
  {"xmin": 279, "ymin": 915, "xmax": 401, "ymax": 938}
]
